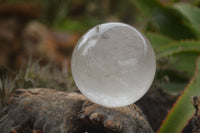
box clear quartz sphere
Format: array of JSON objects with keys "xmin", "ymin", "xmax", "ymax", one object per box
[{"xmin": 71, "ymin": 22, "xmax": 156, "ymax": 107}]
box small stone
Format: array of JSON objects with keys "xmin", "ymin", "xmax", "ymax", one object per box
[{"xmin": 71, "ymin": 22, "xmax": 156, "ymax": 107}]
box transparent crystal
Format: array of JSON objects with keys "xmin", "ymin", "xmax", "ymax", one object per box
[{"xmin": 71, "ymin": 22, "xmax": 156, "ymax": 107}]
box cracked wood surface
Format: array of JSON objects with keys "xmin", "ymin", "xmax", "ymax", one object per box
[{"xmin": 0, "ymin": 88, "xmax": 154, "ymax": 133}]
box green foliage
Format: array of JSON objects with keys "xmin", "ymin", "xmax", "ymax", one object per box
[
  {"xmin": 156, "ymin": 69, "xmax": 189, "ymax": 93},
  {"xmin": 156, "ymin": 40, "xmax": 200, "ymax": 59},
  {"xmin": 53, "ymin": 18, "xmax": 101, "ymax": 33},
  {"xmin": 131, "ymin": 0, "xmax": 200, "ymax": 132},
  {"xmin": 169, "ymin": 53, "xmax": 198, "ymax": 78},
  {"xmin": 132, "ymin": 0, "xmax": 200, "ymax": 82},
  {"xmin": 132, "ymin": 0, "xmax": 198, "ymax": 40},
  {"xmin": 173, "ymin": 3, "xmax": 200, "ymax": 38},
  {"xmin": 131, "ymin": 0, "xmax": 164, "ymax": 17},
  {"xmin": 156, "ymin": 41, "xmax": 200, "ymax": 78},
  {"xmin": 158, "ymin": 56, "xmax": 200, "ymax": 133},
  {"xmin": 145, "ymin": 32, "xmax": 173, "ymax": 50}
]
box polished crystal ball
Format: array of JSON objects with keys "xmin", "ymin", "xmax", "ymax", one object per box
[{"xmin": 71, "ymin": 22, "xmax": 156, "ymax": 107}]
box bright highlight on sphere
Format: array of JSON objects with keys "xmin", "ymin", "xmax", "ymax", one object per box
[{"xmin": 71, "ymin": 22, "xmax": 156, "ymax": 107}]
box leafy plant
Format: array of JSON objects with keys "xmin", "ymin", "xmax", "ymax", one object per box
[
  {"xmin": 132, "ymin": 0, "xmax": 198, "ymax": 40},
  {"xmin": 131, "ymin": 0, "xmax": 200, "ymax": 132},
  {"xmin": 158, "ymin": 56, "xmax": 200, "ymax": 133},
  {"xmin": 156, "ymin": 40, "xmax": 200, "ymax": 59}
]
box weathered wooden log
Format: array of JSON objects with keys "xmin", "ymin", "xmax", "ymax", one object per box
[
  {"xmin": 0, "ymin": 88, "xmax": 153, "ymax": 133},
  {"xmin": 192, "ymin": 96, "xmax": 200, "ymax": 133}
]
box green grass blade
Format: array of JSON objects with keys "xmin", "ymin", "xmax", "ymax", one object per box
[
  {"xmin": 156, "ymin": 41, "xmax": 200, "ymax": 59},
  {"xmin": 157, "ymin": 56, "xmax": 200, "ymax": 133}
]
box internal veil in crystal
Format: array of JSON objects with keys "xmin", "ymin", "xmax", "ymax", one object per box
[{"xmin": 71, "ymin": 22, "xmax": 156, "ymax": 107}]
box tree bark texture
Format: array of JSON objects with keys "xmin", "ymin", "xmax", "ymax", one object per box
[{"xmin": 0, "ymin": 88, "xmax": 154, "ymax": 133}]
